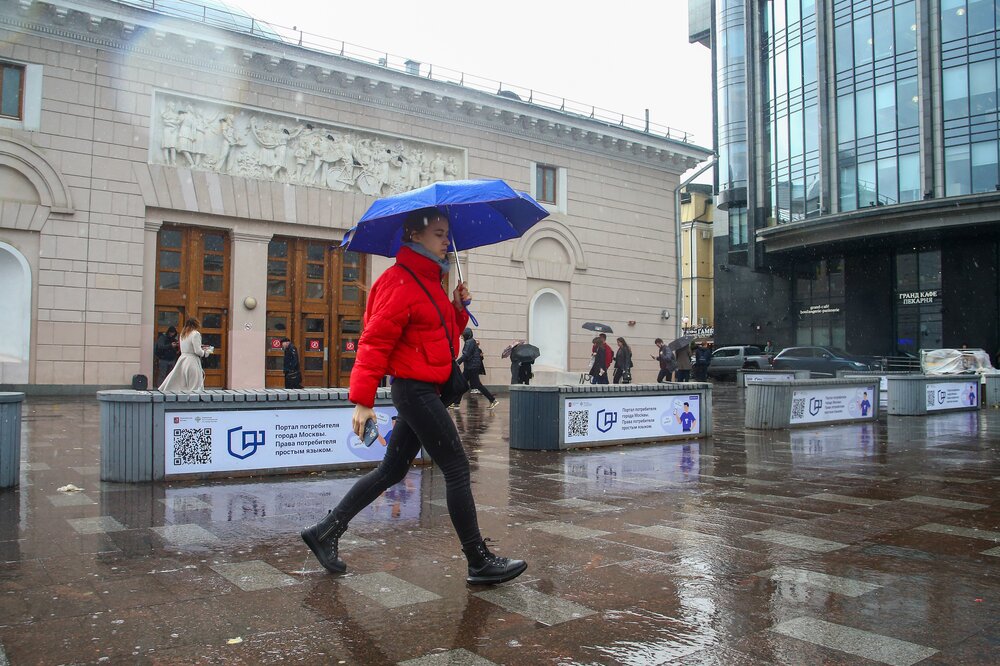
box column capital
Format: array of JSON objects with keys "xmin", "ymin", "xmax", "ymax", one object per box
[{"xmin": 231, "ymin": 231, "xmax": 274, "ymax": 244}]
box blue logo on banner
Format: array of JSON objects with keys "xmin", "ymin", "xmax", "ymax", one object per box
[
  {"xmin": 227, "ymin": 426, "xmax": 264, "ymax": 460},
  {"xmin": 596, "ymin": 409, "xmax": 618, "ymax": 433},
  {"xmin": 809, "ymin": 398, "xmax": 823, "ymax": 416}
]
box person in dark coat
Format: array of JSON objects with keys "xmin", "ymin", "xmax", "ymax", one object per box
[
  {"xmin": 590, "ymin": 336, "xmax": 610, "ymax": 384},
  {"xmin": 454, "ymin": 328, "xmax": 498, "ymax": 409},
  {"xmin": 693, "ymin": 341, "xmax": 713, "ymax": 381},
  {"xmin": 154, "ymin": 326, "xmax": 180, "ymax": 386},
  {"xmin": 653, "ymin": 338, "xmax": 676, "ymax": 383},
  {"xmin": 503, "ymin": 340, "xmax": 533, "ymax": 385},
  {"xmin": 281, "ymin": 337, "xmax": 303, "ymax": 389},
  {"xmin": 613, "ymin": 337, "xmax": 633, "ymax": 384}
]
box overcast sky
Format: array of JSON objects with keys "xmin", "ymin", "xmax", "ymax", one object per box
[{"xmin": 229, "ymin": 0, "xmax": 714, "ymax": 152}]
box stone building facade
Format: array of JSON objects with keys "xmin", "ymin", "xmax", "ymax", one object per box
[{"xmin": 0, "ymin": 0, "xmax": 708, "ymax": 389}]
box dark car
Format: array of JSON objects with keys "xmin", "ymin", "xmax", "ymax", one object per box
[{"xmin": 771, "ymin": 346, "xmax": 873, "ymax": 377}]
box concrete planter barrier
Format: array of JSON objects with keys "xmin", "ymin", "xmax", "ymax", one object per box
[
  {"xmin": 0, "ymin": 392, "xmax": 25, "ymax": 489},
  {"xmin": 984, "ymin": 375, "xmax": 1000, "ymax": 407},
  {"xmin": 509, "ymin": 382, "xmax": 712, "ymax": 451},
  {"xmin": 737, "ymin": 369, "xmax": 810, "ymax": 388},
  {"xmin": 98, "ymin": 388, "xmax": 403, "ymax": 482},
  {"xmin": 745, "ymin": 378, "xmax": 879, "ymax": 430},
  {"xmin": 839, "ymin": 371, "xmax": 919, "ymax": 408},
  {"xmin": 886, "ymin": 375, "xmax": 982, "ymax": 415}
]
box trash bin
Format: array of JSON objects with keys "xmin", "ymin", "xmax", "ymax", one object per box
[{"xmin": 0, "ymin": 392, "xmax": 25, "ymax": 489}]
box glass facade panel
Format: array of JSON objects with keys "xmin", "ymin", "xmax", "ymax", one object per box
[
  {"xmin": 835, "ymin": 23, "xmax": 853, "ymax": 72},
  {"xmin": 858, "ymin": 161, "xmax": 877, "ymax": 207},
  {"xmin": 840, "ymin": 165, "xmax": 857, "ymax": 211},
  {"xmin": 896, "ymin": 77, "xmax": 919, "ymax": 128},
  {"xmin": 899, "ymin": 153, "xmax": 921, "ymax": 202},
  {"xmin": 876, "ymin": 83, "xmax": 896, "ymax": 133},
  {"xmin": 943, "ymin": 65, "xmax": 969, "ymax": 119},
  {"xmin": 856, "ymin": 88, "xmax": 875, "ymax": 138},
  {"xmin": 878, "ymin": 157, "xmax": 899, "ymax": 204},
  {"xmin": 945, "ymin": 145, "xmax": 972, "ymax": 196},
  {"xmin": 941, "ymin": 0, "xmax": 968, "ymax": 43},
  {"xmin": 874, "ymin": 10, "xmax": 894, "ymax": 60},
  {"xmin": 971, "ymin": 141, "xmax": 999, "ymax": 192},
  {"xmin": 970, "ymin": 60, "xmax": 997, "ymax": 114},
  {"xmin": 854, "ymin": 15, "xmax": 873, "ymax": 66},
  {"xmin": 895, "ymin": 2, "xmax": 917, "ymax": 52}
]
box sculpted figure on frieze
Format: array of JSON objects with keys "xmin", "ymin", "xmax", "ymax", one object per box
[{"xmin": 153, "ymin": 94, "xmax": 463, "ymax": 193}]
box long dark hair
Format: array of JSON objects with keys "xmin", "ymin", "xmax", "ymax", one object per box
[
  {"xmin": 180, "ymin": 317, "xmax": 200, "ymax": 340},
  {"xmin": 617, "ymin": 337, "xmax": 630, "ymax": 354}
]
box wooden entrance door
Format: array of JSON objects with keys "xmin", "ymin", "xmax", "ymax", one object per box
[
  {"xmin": 264, "ymin": 238, "xmax": 366, "ymax": 388},
  {"xmin": 154, "ymin": 225, "xmax": 230, "ymax": 388}
]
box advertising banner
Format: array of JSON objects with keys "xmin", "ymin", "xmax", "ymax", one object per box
[
  {"xmin": 789, "ymin": 385, "xmax": 877, "ymax": 425},
  {"xmin": 164, "ymin": 406, "xmax": 405, "ymax": 476},
  {"xmin": 743, "ymin": 372, "xmax": 796, "ymax": 387},
  {"xmin": 563, "ymin": 394, "xmax": 702, "ymax": 445},
  {"xmin": 925, "ymin": 381, "xmax": 979, "ymax": 411}
]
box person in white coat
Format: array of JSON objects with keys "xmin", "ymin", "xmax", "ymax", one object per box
[{"xmin": 158, "ymin": 317, "xmax": 211, "ymax": 391}]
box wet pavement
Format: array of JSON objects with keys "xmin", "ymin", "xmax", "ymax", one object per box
[{"xmin": 1, "ymin": 384, "xmax": 998, "ymax": 665}]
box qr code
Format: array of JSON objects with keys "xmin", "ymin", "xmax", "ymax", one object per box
[
  {"xmin": 926, "ymin": 390, "xmax": 935, "ymax": 408},
  {"xmin": 791, "ymin": 398, "xmax": 806, "ymax": 420},
  {"xmin": 172, "ymin": 428, "xmax": 212, "ymax": 466},
  {"xmin": 568, "ymin": 410, "xmax": 589, "ymax": 437}
]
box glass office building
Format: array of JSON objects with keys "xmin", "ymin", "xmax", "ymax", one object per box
[{"xmin": 698, "ymin": 0, "xmax": 1000, "ymax": 357}]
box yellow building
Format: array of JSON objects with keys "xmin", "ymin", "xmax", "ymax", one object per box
[{"xmin": 680, "ymin": 184, "xmax": 715, "ymax": 337}]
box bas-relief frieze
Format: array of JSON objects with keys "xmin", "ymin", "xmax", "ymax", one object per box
[{"xmin": 152, "ymin": 93, "xmax": 464, "ymax": 196}]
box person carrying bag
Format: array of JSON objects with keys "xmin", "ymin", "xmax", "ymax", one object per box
[{"xmin": 300, "ymin": 207, "xmax": 526, "ymax": 586}]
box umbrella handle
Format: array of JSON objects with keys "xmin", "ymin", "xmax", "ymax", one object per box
[{"xmin": 467, "ymin": 309, "xmax": 479, "ymax": 327}]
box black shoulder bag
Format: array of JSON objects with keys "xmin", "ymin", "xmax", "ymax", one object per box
[{"xmin": 398, "ymin": 265, "xmax": 469, "ymax": 405}]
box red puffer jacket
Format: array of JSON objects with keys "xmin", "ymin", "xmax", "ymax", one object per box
[{"xmin": 349, "ymin": 246, "xmax": 469, "ymax": 407}]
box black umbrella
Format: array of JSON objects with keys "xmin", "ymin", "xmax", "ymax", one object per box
[
  {"xmin": 509, "ymin": 343, "xmax": 540, "ymax": 363},
  {"xmin": 667, "ymin": 335, "xmax": 696, "ymax": 352},
  {"xmin": 582, "ymin": 322, "xmax": 614, "ymax": 334}
]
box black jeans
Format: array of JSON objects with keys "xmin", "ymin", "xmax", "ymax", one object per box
[
  {"xmin": 675, "ymin": 369, "xmax": 691, "ymax": 382},
  {"xmin": 330, "ymin": 378, "xmax": 482, "ymax": 548},
  {"xmin": 461, "ymin": 370, "xmax": 495, "ymax": 403}
]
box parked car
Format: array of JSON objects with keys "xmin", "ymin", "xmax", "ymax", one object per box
[
  {"xmin": 707, "ymin": 345, "xmax": 774, "ymax": 380},
  {"xmin": 770, "ymin": 346, "xmax": 873, "ymax": 377}
]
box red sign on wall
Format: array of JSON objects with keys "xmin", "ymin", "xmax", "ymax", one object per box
[
  {"xmin": 345, "ymin": 340, "xmax": 356, "ymax": 352},
  {"xmin": 270, "ymin": 338, "xmax": 282, "ymax": 349},
  {"xmin": 308, "ymin": 339, "xmax": 321, "ymax": 351}
]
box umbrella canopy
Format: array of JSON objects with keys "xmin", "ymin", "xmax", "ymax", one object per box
[
  {"xmin": 341, "ymin": 179, "xmax": 549, "ymax": 258},
  {"xmin": 501, "ymin": 340, "xmax": 526, "ymax": 359},
  {"xmin": 667, "ymin": 335, "xmax": 696, "ymax": 352},
  {"xmin": 509, "ymin": 343, "xmax": 541, "ymax": 363},
  {"xmin": 582, "ymin": 322, "xmax": 614, "ymax": 334}
]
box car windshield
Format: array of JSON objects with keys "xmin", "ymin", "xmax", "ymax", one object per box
[{"xmin": 824, "ymin": 348, "xmax": 860, "ymax": 360}]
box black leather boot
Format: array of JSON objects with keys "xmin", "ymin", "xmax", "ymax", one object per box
[
  {"xmin": 300, "ymin": 511, "xmax": 348, "ymax": 574},
  {"xmin": 463, "ymin": 539, "xmax": 527, "ymax": 585}
]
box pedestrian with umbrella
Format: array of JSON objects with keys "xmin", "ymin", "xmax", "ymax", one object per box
[
  {"xmin": 301, "ymin": 180, "xmax": 547, "ymax": 586},
  {"xmin": 590, "ymin": 336, "xmax": 611, "ymax": 384},
  {"xmin": 675, "ymin": 342, "xmax": 692, "ymax": 382},
  {"xmin": 504, "ymin": 340, "xmax": 539, "ymax": 384}
]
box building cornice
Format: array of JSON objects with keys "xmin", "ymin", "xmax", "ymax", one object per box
[{"xmin": 4, "ymin": 0, "xmax": 711, "ymax": 172}]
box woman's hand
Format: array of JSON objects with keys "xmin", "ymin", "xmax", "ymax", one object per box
[
  {"xmin": 452, "ymin": 281, "xmax": 471, "ymax": 310},
  {"xmin": 352, "ymin": 404, "xmax": 376, "ymax": 438}
]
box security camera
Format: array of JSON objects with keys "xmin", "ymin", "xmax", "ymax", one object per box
[{"xmin": 661, "ymin": 310, "xmax": 670, "ymax": 320}]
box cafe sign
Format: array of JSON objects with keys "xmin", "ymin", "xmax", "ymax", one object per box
[
  {"xmin": 799, "ymin": 304, "xmax": 841, "ymax": 316},
  {"xmin": 897, "ymin": 290, "xmax": 939, "ymax": 305}
]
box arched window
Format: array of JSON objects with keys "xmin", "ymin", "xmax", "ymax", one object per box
[
  {"xmin": 528, "ymin": 289, "xmax": 568, "ymax": 371},
  {"xmin": 0, "ymin": 242, "xmax": 31, "ymax": 382}
]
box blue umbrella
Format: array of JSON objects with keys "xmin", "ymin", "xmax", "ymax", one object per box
[
  {"xmin": 341, "ymin": 179, "xmax": 549, "ymax": 326},
  {"xmin": 341, "ymin": 179, "xmax": 549, "ymax": 262}
]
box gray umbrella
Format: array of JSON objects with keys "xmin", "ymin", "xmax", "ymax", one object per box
[{"xmin": 667, "ymin": 335, "xmax": 696, "ymax": 352}]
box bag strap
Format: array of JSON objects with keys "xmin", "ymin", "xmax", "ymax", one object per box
[{"xmin": 397, "ymin": 264, "xmax": 456, "ymax": 357}]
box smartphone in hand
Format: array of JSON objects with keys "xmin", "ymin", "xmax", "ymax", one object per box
[{"xmin": 362, "ymin": 418, "xmax": 379, "ymax": 447}]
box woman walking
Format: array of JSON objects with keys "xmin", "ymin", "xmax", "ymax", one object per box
[
  {"xmin": 613, "ymin": 337, "xmax": 633, "ymax": 384},
  {"xmin": 300, "ymin": 207, "xmax": 526, "ymax": 585},
  {"xmin": 455, "ymin": 328, "xmax": 499, "ymax": 409},
  {"xmin": 590, "ymin": 336, "xmax": 610, "ymax": 384},
  {"xmin": 158, "ymin": 318, "xmax": 211, "ymax": 391}
]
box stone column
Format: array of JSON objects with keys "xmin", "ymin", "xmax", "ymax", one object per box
[
  {"xmin": 228, "ymin": 231, "xmax": 272, "ymax": 389},
  {"xmin": 139, "ymin": 220, "xmax": 161, "ymax": 384}
]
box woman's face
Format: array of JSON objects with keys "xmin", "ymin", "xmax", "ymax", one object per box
[{"xmin": 410, "ymin": 216, "xmax": 450, "ymax": 259}]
